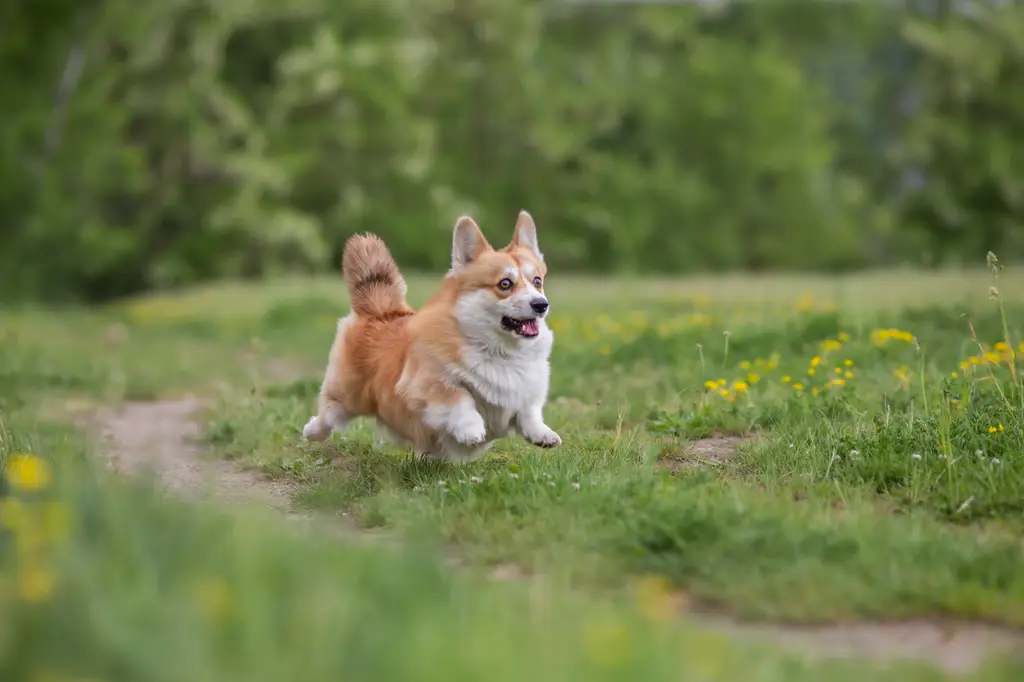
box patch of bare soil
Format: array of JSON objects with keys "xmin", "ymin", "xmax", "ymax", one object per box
[
  {"xmin": 700, "ymin": 614, "xmax": 1022, "ymax": 674},
  {"xmin": 660, "ymin": 434, "xmax": 753, "ymax": 471},
  {"xmin": 89, "ymin": 397, "xmax": 375, "ymax": 542},
  {"xmin": 88, "ymin": 401, "xmax": 1023, "ymax": 674}
]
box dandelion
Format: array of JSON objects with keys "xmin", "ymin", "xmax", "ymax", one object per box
[
  {"xmin": 704, "ymin": 380, "xmax": 717, "ymax": 390},
  {"xmin": 834, "ymin": 367, "xmax": 843, "ymax": 375},
  {"xmin": 992, "ymin": 458, "xmax": 1002, "ymax": 465},
  {"xmin": 829, "ymin": 378, "xmax": 846, "ymax": 388},
  {"xmin": 781, "ymin": 375, "xmax": 791, "ymax": 383},
  {"xmin": 849, "ymin": 449, "xmax": 860, "ymax": 458},
  {"xmin": 911, "ymin": 453, "xmax": 922, "ymax": 460},
  {"xmin": 811, "ymin": 387, "xmax": 820, "ymax": 396},
  {"xmin": 844, "ymin": 371, "xmax": 854, "ymax": 379},
  {"xmin": 746, "ymin": 373, "xmax": 760, "ymax": 384},
  {"xmin": 17, "ymin": 564, "xmax": 56, "ymax": 603},
  {"xmin": 732, "ymin": 381, "xmax": 749, "ymax": 392},
  {"xmin": 811, "ymin": 356, "xmax": 822, "ymax": 367},
  {"xmin": 988, "ymin": 424, "xmax": 1005, "ymax": 434},
  {"xmin": 838, "ymin": 332, "xmax": 851, "ymax": 342},
  {"xmin": 951, "ymin": 372, "xmax": 958, "ymax": 379},
  {"xmin": 4, "ymin": 454, "xmax": 52, "ymax": 492},
  {"xmin": 571, "ymin": 482, "xmax": 580, "ymax": 490},
  {"xmin": 509, "ymin": 473, "xmax": 519, "ymax": 480},
  {"xmin": 792, "ymin": 383, "xmax": 805, "ymax": 391},
  {"xmin": 807, "ymin": 368, "xmax": 817, "ymax": 376},
  {"xmin": 739, "ymin": 361, "xmax": 752, "ymax": 370},
  {"xmin": 437, "ymin": 480, "xmax": 447, "ymax": 486},
  {"xmin": 634, "ymin": 575, "xmax": 680, "ymax": 622},
  {"xmin": 844, "ymin": 359, "xmax": 854, "ymax": 367}
]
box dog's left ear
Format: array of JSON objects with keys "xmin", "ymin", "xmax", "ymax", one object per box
[{"xmin": 510, "ymin": 210, "xmax": 543, "ymax": 261}]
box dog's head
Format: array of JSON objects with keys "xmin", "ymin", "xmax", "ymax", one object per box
[{"xmin": 447, "ymin": 211, "xmax": 553, "ymax": 350}]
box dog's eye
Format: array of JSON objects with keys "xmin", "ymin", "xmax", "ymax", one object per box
[
  {"xmin": 533, "ymin": 277, "xmax": 543, "ymax": 289},
  {"xmin": 498, "ymin": 278, "xmax": 513, "ymax": 291}
]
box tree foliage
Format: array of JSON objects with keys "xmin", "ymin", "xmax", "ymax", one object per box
[{"xmin": 1, "ymin": 0, "xmax": 1022, "ymax": 300}]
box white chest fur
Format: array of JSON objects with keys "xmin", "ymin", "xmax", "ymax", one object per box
[{"xmin": 454, "ymin": 338, "xmax": 552, "ymax": 437}]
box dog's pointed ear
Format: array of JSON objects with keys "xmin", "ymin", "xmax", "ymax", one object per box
[
  {"xmin": 510, "ymin": 210, "xmax": 543, "ymax": 261},
  {"xmin": 451, "ymin": 216, "xmax": 491, "ymax": 272}
]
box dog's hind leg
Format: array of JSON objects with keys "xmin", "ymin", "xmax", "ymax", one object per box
[{"xmin": 302, "ymin": 400, "xmax": 352, "ymax": 442}]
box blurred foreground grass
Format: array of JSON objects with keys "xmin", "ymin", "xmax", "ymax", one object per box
[{"xmin": 3, "ymin": 266, "xmax": 1024, "ymax": 680}]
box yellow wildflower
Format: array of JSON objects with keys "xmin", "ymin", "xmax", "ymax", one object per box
[
  {"xmin": 634, "ymin": 575, "xmax": 681, "ymax": 622},
  {"xmin": 838, "ymin": 332, "xmax": 851, "ymax": 342},
  {"xmin": 732, "ymin": 381, "xmax": 748, "ymax": 392},
  {"xmin": 844, "ymin": 359, "xmax": 854, "ymax": 367},
  {"xmin": 829, "ymin": 378, "xmax": 846, "ymax": 388},
  {"xmin": 739, "ymin": 361, "xmax": 752, "ymax": 370},
  {"xmin": 811, "ymin": 356, "xmax": 822, "ymax": 367},
  {"xmin": 988, "ymin": 424, "xmax": 1005, "ymax": 434},
  {"xmin": 704, "ymin": 380, "xmax": 718, "ymax": 390},
  {"xmin": 823, "ymin": 340, "xmax": 842, "ymax": 352},
  {"xmin": 844, "ymin": 371, "xmax": 854, "ymax": 379},
  {"xmin": 792, "ymin": 383, "xmax": 805, "ymax": 391},
  {"xmin": 4, "ymin": 454, "xmax": 52, "ymax": 492},
  {"xmin": 807, "ymin": 368, "xmax": 816, "ymax": 376},
  {"xmin": 811, "ymin": 387, "xmax": 820, "ymax": 396},
  {"xmin": 781, "ymin": 376, "xmax": 791, "ymax": 383},
  {"xmin": 17, "ymin": 564, "xmax": 55, "ymax": 603},
  {"xmin": 746, "ymin": 373, "xmax": 760, "ymax": 384},
  {"xmin": 834, "ymin": 367, "xmax": 843, "ymax": 375}
]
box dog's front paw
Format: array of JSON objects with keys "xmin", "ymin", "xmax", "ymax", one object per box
[
  {"xmin": 526, "ymin": 426, "xmax": 561, "ymax": 449},
  {"xmin": 451, "ymin": 416, "xmax": 488, "ymax": 447},
  {"xmin": 303, "ymin": 416, "xmax": 331, "ymax": 442}
]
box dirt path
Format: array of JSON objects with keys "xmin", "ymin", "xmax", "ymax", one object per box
[{"xmin": 93, "ymin": 398, "xmax": 1023, "ymax": 675}]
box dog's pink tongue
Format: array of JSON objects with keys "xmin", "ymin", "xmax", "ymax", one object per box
[{"xmin": 521, "ymin": 319, "xmax": 540, "ymax": 337}]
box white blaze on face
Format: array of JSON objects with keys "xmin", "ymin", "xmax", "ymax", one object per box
[{"xmin": 520, "ymin": 261, "xmax": 544, "ymax": 296}]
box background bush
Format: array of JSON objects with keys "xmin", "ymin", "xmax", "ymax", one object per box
[{"xmin": 2, "ymin": 0, "xmax": 1022, "ymax": 301}]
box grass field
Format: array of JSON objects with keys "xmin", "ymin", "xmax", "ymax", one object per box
[{"xmin": 3, "ymin": 264, "xmax": 1024, "ymax": 681}]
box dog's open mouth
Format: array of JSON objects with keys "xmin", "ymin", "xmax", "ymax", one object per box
[{"xmin": 501, "ymin": 316, "xmax": 540, "ymax": 338}]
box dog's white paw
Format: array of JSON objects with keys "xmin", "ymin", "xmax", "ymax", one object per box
[
  {"xmin": 451, "ymin": 416, "xmax": 487, "ymax": 447},
  {"xmin": 303, "ymin": 416, "xmax": 331, "ymax": 442},
  {"xmin": 526, "ymin": 426, "xmax": 561, "ymax": 449}
]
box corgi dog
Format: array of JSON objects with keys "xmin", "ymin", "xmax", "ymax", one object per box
[{"xmin": 302, "ymin": 210, "xmax": 561, "ymax": 462}]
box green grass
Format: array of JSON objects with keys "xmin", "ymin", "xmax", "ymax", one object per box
[{"xmin": 3, "ymin": 266, "xmax": 1024, "ymax": 680}]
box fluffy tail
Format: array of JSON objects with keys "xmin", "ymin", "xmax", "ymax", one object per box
[{"xmin": 342, "ymin": 234, "xmax": 411, "ymax": 318}]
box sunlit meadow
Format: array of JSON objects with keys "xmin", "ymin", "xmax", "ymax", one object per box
[{"xmin": 2, "ymin": 263, "xmax": 1024, "ymax": 680}]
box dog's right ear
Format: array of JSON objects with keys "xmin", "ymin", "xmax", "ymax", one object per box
[{"xmin": 451, "ymin": 216, "xmax": 492, "ymax": 272}]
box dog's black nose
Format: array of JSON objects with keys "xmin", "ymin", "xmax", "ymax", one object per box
[{"xmin": 530, "ymin": 298, "xmax": 549, "ymax": 315}]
